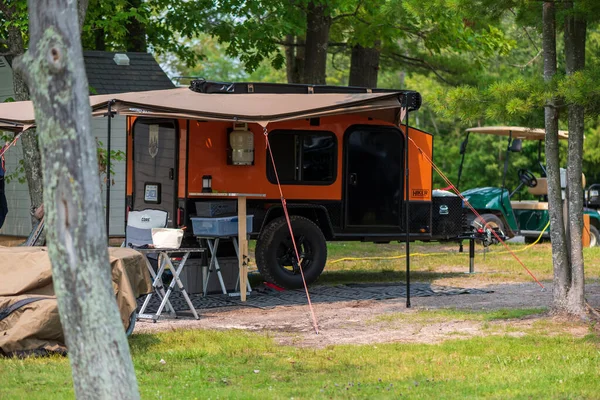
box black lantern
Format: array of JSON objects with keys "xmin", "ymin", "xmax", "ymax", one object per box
[{"xmin": 202, "ymin": 175, "xmax": 212, "ymax": 193}]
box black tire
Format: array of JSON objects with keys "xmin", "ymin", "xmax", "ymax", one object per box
[
  {"xmin": 590, "ymin": 226, "xmax": 599, "ymax": 248},
  {"xmin": 256, "ymin": 216, "xmax": 327, "ymax": 289},
  {"xmin": 473, "ymin": 213, "xmax": 505, "ymax": 236}
]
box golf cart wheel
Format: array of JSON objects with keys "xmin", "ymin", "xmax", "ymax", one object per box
[
  {"xmin": 590, "ymin": 226, "xmax": 599, "ymax": 247},
  {"xmin": 473, "ymin": 213, "xmax": 505, "ymax": 236},
  {"xmin": 256, "ymin": 216, "xmax": 327, "ymax": 289}
]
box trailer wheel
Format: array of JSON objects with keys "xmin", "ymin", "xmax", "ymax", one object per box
[
  {"xmin": 590, "ymin": 226, "xmax": 599, "ymax": 247},
  {"xmin": 473, "ymin": 213, "xmax": 505, "ymax": 237},
  {"xmin": 256, "ymin": 216, "xmax": 327, "ymax": 289}
]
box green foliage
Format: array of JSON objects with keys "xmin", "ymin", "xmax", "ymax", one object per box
[{"xmin": 96, "ymin": 139, "xmax": 125, "ymax": 186}]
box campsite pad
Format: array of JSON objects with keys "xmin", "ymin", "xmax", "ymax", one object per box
[{"xmin": 137, "ymin": 283, "xmax": 493, "ymax": 314}]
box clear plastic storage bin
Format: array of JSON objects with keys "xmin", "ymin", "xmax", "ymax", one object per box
[{"xmin": 191, "ymin": 215, "xmax": 253, "ymax": 237}]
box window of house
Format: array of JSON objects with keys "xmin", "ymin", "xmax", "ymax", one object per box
[{"xmin": 266, "ymin": 131, "xmax": 337, "ymax": 185}]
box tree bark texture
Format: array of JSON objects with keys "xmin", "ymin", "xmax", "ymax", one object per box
[
  {"xmin": 543, "ymin": 1, "xmax": 571, "ymax": 312},
  {"xmin": 303, "ymin": 2, "xmax": 331, "ymax": 84},
  {"xmin": 15, "ymin": 1, "xmax": 140, "ymax": 399},
  {"xmin": 78, "ymin": 0, "xmax": 89, "ymax": 33},
  {"xmin": 285, "ymin": 35, "xmax": 305, "ymax": 84},
  {"xmin": 7, "ymin": 24, "xmax": 45, "ymax": 228},
  {"xmin": 349, "ymin": 42, "xmax": 381, "ymax": 88},
  {"xmin": 564, "ymin": 1, "xmax": 587, "ymax": 315}
]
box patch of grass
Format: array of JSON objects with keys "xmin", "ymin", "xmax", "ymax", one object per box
[
  {"xmin": 371, "ymin": 308, "xmax": 546, "ymax": 324},
  {"xmin": 1, "ymin": 329, "xmax": 600, "ymax": 399},
  {"xmin": 313, "ymin": 242, "xmax": 600, "ymax": 285}
]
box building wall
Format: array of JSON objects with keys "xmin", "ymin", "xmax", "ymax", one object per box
[
  {"xmin": 0, "ymin": 56, "xmax": 13, "ymax": 102},
  {"xmin": 0, "ymin": 115, "xmax": 128, "ymax": 237}
]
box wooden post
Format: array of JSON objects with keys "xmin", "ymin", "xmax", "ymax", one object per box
[
  {"xmin": 582, "ymin": 214, "xmax": 591, "ymax": 248},
  {"xmin": 238, "ymin": 196, "xmax": 248, "ymax": 301}
]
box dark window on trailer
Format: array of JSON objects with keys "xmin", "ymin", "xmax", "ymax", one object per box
[{"xmin": 266, "ymin": 131, "xmax": 337, "ymax": 185}]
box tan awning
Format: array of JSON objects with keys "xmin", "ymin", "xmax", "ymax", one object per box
[
  {"xmin": 466, "ymin": 126, "xmax": 570, "ymax": 141},
  {"xmin": 0, "ymin": 87, "xmax": 411, "ymax": 131}
]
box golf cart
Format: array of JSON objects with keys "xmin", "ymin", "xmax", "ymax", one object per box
[{"xmin": 456, "ymin": 126, "xmax": 600, "ymax": 246}]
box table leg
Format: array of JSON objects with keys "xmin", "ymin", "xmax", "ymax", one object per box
[{"xmin": 238, "ymin": 196, "xmax": 248, "ymax": 301}]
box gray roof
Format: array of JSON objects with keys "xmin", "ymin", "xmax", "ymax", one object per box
[{"xmin": 83, "ymin": 51, "xmax": 175, "ymax": 95}]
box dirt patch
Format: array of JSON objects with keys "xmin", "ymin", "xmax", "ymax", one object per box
[{"xmin": 134, "ymin": 282, "xmax": 600, "ymax": 347}]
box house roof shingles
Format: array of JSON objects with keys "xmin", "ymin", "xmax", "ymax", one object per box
[{"xmin": 83, "ymin": 51, "xmax": 175, "ymax": 95}]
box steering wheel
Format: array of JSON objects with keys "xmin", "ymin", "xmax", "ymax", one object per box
[{"xmin": 518, "ymin": 169, "xmax": 537, "ymax": 188}]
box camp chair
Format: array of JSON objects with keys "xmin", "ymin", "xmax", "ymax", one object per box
[
  {"xmin": 126, "ymin": 209, "xmax": 176, "ymax": 319},
  {"xmin": 127, "ymin": 209, "xmax": 201, "ymax": 320}
]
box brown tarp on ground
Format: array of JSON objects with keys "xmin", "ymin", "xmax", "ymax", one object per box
[
  {"xmin": 0, "ymin": 88, "xmax": 409, "ymax": 131},
  {"xmin": 0, "ymin": 247, "xmax": 152, "ymax": 356}
]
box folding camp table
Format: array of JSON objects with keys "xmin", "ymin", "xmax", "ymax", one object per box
[
  {"xmin": 136, "ymin": 247, "xmax": 205, "ymax": 321},
  {"xmin": 190, "ymin": 192, "xmax": 266, "ymax": 301},
  {"xmin": 199, "ymin": 236, "xmax": 252, "ymax": 296}
]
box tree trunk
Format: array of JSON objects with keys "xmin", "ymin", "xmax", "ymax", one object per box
[
  {"xmin": 7, "ymin": 25, "xmax": 44, "ymax": 228},
  {"xmin": 78, "ymin": 0, "xmax": 89, "ymax": 33},
  {"xmin": 564, "ymin": 1, "xmax": 587, "ymax": 316},
  {"xmin": 303, "ymin": 2, "xmax": 331, "ymax": 85},
  {"xmin": 14, "ymin": 1, "xmax": 140, "ymax": 399},
  {"xmin": 543, "ymin": 1, "xmax": 570, "ymax": 313},
  {"xmin": 349, "ymin": 42, "xmax": 380, "ymax": 88},
  {"xmin": 124, "ymin": 0, "xmax": 147, "ymax": 52},
  {"xmin": 285, "ymin": 35, "xmax": 305, "ymax": 84}
]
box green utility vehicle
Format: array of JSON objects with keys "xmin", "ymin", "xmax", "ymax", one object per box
[{"xmin": 456, "ymin": 126, "xmax": 600, "ymax": 247}]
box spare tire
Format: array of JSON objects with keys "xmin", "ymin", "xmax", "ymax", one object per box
[{"xmin": 256, "ymin": 216, "xmax": 327, "ymax": 289}]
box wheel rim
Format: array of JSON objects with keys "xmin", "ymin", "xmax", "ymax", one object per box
[
  {"xmin": 275, "ymin": 234, "xmax": 314, "ymax": 275},
  {"xmin": 591, "ymin": 232, "xmax": 597, "ymax": 247}
]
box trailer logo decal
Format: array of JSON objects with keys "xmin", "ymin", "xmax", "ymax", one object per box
[
  {"xmin": 149, "ymin": 124, "xmax": 159, "ymax": 158},
  {"xmin": 412, "ymin": 189, "xmax": 429, "ymax": 198}
]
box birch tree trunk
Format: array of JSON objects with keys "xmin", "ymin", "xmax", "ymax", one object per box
[
  {"xmin": 14, "ymin": 1, "xmax": 139, "ymax": 399},
  {"xmin": 542, "ymin": 1, "xmax": 571, "ymax": 311},
  {"xmin": 564, "ymin": 1, "xmax": 587, "ymax": 316}
]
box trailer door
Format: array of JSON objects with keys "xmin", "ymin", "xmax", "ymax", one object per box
[
  {"xmin": 132, "ymin": 119, "xmax": 178, "ymax": 227},
  {"xmin": 344, "ymin": 126, "xmax": 404, "ymax": 228}
]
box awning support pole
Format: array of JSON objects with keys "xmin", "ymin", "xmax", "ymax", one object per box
[
  {"xmin": 404, "ymin": 102, "xmax": 411, "ymax": 308},
  {"xmin": 105, "ymin": 100, "xmax": 115, "ymax": 240}
]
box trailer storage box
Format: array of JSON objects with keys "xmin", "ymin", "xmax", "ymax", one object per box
[
  {"xmin": 194, "ymin": 201, "xmax": 237, "ymax": 217},
  {"xmin": 191, "ymin": 215, "xmax": 254, "ymax": 237},
  {"xmin": 432, "ymin": 196, "xmax": 465, "ymax": 239}
]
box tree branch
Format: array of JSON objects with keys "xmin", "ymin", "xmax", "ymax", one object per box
[
  {"xmin": 386, "ymin": 52, "xmax": 453, "ymax": 85},
  {"xmin": 332, "ymin": 0, "xmax": 364, "ymax": 21},
  {"xmin": 510, "ymin": 49, "xmax": 543, "ymax": 69},
  {"xmin": 276, "ymin": 40, "xmax": 348, "ymax": 47},
  {"xmin": 509, "ymin": 7, "xmax": 540, "ymax": 53}
]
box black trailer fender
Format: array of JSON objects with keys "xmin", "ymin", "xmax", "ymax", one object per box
[{"xmin": 259, "ymin": 204, "xmax": 335, "ymax": 240}]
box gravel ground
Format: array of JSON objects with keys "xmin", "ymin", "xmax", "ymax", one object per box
[{"xmin": 134, "ymin": 282, "xmax": 600, "ymax": 347}]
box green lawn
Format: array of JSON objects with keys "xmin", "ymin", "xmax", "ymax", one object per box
[
  {"xmin": 311, "ymin": 241, "xmax": 600, "ymax": 286},
  {"xmin": 2, "ymin": 242, "xmax": 600, "ymax": 399},
  {"xmin": 2, "ymin": 328, "xmax": 599, "ymax": 399}
]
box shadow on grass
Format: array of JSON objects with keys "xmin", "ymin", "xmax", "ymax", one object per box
[{"xmin": 128, "ymin": 333, "xmax": 161, "ymax": 355}]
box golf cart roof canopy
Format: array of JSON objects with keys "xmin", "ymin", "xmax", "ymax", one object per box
[
  {"xmin": 0, "ymin": 84, "xmax": 421, "ymax": 132},
  {"xmin": 466, "ymin": 126, "xmax": 569, "ymax": 141}
]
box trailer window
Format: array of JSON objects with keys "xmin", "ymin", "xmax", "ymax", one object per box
[{"xmin": 267, "ymin": 131, "xmax": 336, "ymax": 185}]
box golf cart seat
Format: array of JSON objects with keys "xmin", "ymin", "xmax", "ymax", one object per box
[
  {"xmin": 511, "ymin": 177, "xmax": 549, "ymax": 210},
  {"xmin": 511, "ymin": 172, "xmax": 586, "ymax": 210}
]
